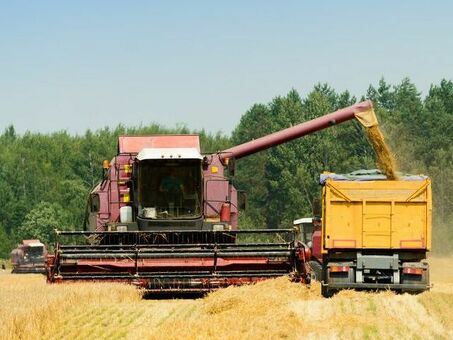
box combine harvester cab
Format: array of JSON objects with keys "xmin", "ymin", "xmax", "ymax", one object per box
[
  {"xmin": 11, "ymin": 240, "xmax": 47, "ymax": 274},
  {"xmin": 47, "ymin": 101, "xmax": 379, "ymax": 293},
  {"xmin": 311, "ymin": 171, "xmax": 432, "ymax": 297}
]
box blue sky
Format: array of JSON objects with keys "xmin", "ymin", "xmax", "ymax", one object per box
[{"xmin": 1, "ymin": 1, "xmax": 452, "ymax": 135}]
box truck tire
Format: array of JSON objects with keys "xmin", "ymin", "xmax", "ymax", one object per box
[
  {"xmin": 321, "ymin": 261, "xmax": 354, "ymax": 298},
  {"xmin": 309, "ymin": 260, "xmax": 323, "ymax": 282},
  {"xmin": 321, "ymin": 284, "xmax": 334, "ymax": 298},
  {"xmin": 321, "ymin": 263, "xmax": 335, "ymax": 298}
]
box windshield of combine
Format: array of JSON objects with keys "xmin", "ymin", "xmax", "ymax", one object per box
[
  {"xmin": 137, "ymin": 159, "xmax": 202, "ymax": 219},
  {"xmin": 25, "ymin": 246, "xmax": 44, "ymax": 260}
]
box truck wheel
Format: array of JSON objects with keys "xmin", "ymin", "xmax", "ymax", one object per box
[
  {"xmin": 321, "ymin": 284, "xmax": 335, "ymax": 298},
  {"xmin": 309, "ymin": 260, "xmax": 323, "ymax": 282},
  {"xmin": 321, "ymin": 263, "xmax": 335, "ymax": 298}
]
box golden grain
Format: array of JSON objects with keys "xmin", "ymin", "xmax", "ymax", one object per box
[
  {"xmin": 366, "ymin": 125, "xmax": 398, "ymax": 179},
  {"xmin": 1, "ymin": 257, "xmax": 452, "ymax": 340}
]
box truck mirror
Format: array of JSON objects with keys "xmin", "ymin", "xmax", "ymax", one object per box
[
  {"xmin": 237, "ymin": 190, "xmax": 247, "ymax": 210},
  {"xmin": 312, "ymin": 198, "xmax": 321, "ymax": 217}
]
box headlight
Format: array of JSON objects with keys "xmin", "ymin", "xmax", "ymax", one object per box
[
  {"xmin": 212, "ymin": 224, "xmax": 226, "ymax": 231},
  {"xmin": 117, "ymin": 225, "xmax": 128, "ymax": 232}
]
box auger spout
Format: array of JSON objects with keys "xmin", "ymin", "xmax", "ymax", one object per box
[{"xmin": 219, "ymin": 100, "xmax": 376, "ymax": 163}]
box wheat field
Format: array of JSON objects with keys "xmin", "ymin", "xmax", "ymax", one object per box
[{"xmin": 1, "ymin": 257, "xmax": 452, "ymax": 340}]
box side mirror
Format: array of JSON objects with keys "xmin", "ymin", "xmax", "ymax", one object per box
[
  {"xmin": 237, "ymin": 190, "xmax": 247, "ymax": 210},
  {"xmin": 202, "ymin": 156, "xmax": 209, "ymax": 171},
  {"xmin": 102, "ymin": 159, "xmax": 110, "ymax": 179}
]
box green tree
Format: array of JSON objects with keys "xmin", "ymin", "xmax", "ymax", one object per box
[
  {"xmin": 231, "ymin": 103, "xmax": 274, "ymax": 228},
  {"xmin": 0, "ymin": 79, "xmax": 452, "ymax": 253},
  {"xmin": 0, "ymin": 223, "xmax": 13, "ymax": 259},
  {"xmin": 16, "ymin": 202, "xmax": 71, "ymax": 246}
]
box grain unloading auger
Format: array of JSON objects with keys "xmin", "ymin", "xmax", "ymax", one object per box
[{"xmin": 47, "ymin": 101, "xmax": 377, "ymax": 293}]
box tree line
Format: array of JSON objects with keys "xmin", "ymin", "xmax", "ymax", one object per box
[{"xmin": 0, "ymin": 78, "xmax": 452, "ymax": 257}]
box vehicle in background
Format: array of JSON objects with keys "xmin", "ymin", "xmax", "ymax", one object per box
[
  {"xmin": 293, "ymin": 216, "xmax": 323, "ymax": 280},
  {"xmin": 293, "ymin": 217, "xmax": 315, "ymax": 248},
  {"xmin": 11, "ymin": 240, "xmax": 47, "ymax": 274}
]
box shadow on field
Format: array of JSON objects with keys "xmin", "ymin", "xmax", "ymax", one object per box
[{"xmin": 142, "ymin": 291, "xmax": 207, "ymax": 300}]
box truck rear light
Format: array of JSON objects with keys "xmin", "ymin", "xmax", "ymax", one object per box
[
  {"xmin": 403, "ymin": 267, "xmax": 424, "ymax": 275},
  {"xmin": 329, "ymin": 265, "xmax": 350, "ymax": 273}
]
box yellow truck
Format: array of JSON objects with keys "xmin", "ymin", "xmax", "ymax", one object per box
[{"xmin": 310, "ymin": 171, "xmax": 432, "ymax": 297}]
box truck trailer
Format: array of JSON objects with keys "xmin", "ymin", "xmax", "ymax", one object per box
[{"xmin": 311, "ymin": 171, "xmax": 431, "ymax": 297}]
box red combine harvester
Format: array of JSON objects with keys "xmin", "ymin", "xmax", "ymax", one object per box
[
  {"xmin": 11, "ymin": 240, "xmax": 47, "ymax": 274},
  {"xmin": 47, "ymin": 101, "xmax": 377, "ymax": 293}
]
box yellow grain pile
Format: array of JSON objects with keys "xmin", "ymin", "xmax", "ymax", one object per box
[
  {"xmin": 148, "ymin": 271, "xmax": 453, "ymax": 340},
  {"xmin": 1, "ymin": 257, "xmax": 453, "ymax": 340},
  {"xmin": 145, "ymin": 277, "xmax": 322, "ymax": 340}
]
